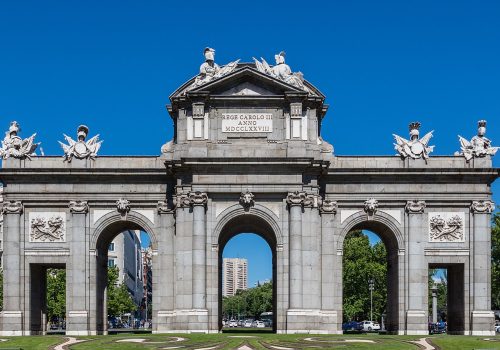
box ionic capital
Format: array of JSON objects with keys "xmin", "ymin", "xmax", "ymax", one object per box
[
  {"xmin": 69, "ymin": 200, "xmax": 89, "ymax": 214},
  {"xmin": 157, "ymin": 200, "xmax": 174, "ymax": 214},
  {"xmin": 174, "ymin": 193, "xmax": 191, "ymax": 208},
  {"xmin": 189, "ymin": 191, "xmax": 208, "ymax": 207},
  {"xmin": 320, "ymin": 199, "xmax": 338, "ymax": 214},
  {"xmin": 470, "ymin": 200, "xmax": 495, "ymax": 214},
  {"xmin": 286, "ymin": 191, "xmax": 306, "ymax": 207},
  {"xmin": 2, "ymin": 200, "xmax": 23, "ymax": 214},
  {"xmin": 405, "ymin": 200, "xmax": 426, "ymax": 214}
]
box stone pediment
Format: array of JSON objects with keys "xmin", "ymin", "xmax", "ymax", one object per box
[{"xmin": 170, "ymin": 65, "xmax": 323, "ymax": 100}]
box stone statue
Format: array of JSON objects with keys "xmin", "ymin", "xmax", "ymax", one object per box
[
  {"xmin": 457, "ymin": 120, "xmax": 498, "ymax": 162},
  {"xmin": 253, "ymin": 51, "xmax": 310, "ymax": 93},
  {"xmin": 393, "ymin": 122, "xmax": 434, "ymax": 160},
  {"xmin": 186, "ymin": 48, "xmax": 240, "ymax": 91},
  {"xmin": 59, "ymin": 125, "xmax": 102, "ymax": 162},
  {"xmin": 0, "ymin": 121, "xmax": 40, "ymax": 160}
]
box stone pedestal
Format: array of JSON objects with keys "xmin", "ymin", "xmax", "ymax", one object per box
[
  {"xmin": 405, "ymin": 310, "xmax": 428, "ymax": 335},
  {"xmin": 471, "ymin": 311, "xmax": 495, "ymax": 336},
  {"xmin": 285, "ymin": 309, "xmax": 340, "ymax": 334}
]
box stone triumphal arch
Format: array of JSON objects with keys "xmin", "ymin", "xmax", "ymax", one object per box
[{"xmin": 0, "ymin": 49, "xmax": 498, "ymax": 336}]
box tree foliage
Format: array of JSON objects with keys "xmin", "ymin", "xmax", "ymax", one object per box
[
  {"xmin": 107, "ymin": 266, "xmax": 137, "ymax": 317},
  {"xmin": 492, "ymin": 211, "xmax": 500, "ymax": 310},
  {"xmin": 343, "ymin": 230, "xmax": 387, "ymax": 322},
  {"xmin": 222, "ymin": 281, "xmax": 272, "ymax": 319},
  {"xmin": 46, "ymin": 268, "xmax": 66, "ymax": 321}
]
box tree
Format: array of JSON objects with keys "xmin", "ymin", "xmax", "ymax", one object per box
[
  {"xmin": 46, "ymin": 268, "xmax": 66, "ymax": 322},
  {"xmin": 492, "ymin": 211, "xmax": 500, "ymax": 310},
  {"xmin": 428, "ymin": 269, "xmax": 447, "ymax": 321},
  {"xmin": 222, "ymin": 281, "xmax": 273, "ymax": 319},
  {"xmin": 107, "ymin": 266, "xmax": 137, "ymax": 317},
  {"xmin": 343, "ymin": 230, "xmax": 387, "ymax": 322}
]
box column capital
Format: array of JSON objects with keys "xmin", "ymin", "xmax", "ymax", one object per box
[
  {"xmin": 189, "ymin": 191, "xmax": 208, "ymax": 207},
  {"xmin": 405, "ymin": 200, "xmax": 426, "ymax": 214},
  {"xmin": 286, "ymin": 191, "xmax": 306, "ymax": 207},
  {"xmin": 470, "ymin": 200, "xmax": 495, "ymax": 214},
  {"xmin": 319, "ymin": 199, "xmax": 337, "ymax": 214},
  {"xmin": 157, "ymin": 200, "xmax": 175, "ymax": 214},
  {"xmin": 2, "ymin": 200, "xmax": 23, "ymax": 214},
  {"xmin": 69, "ymin": 200, "xmax": 89, "ymax": 214}
]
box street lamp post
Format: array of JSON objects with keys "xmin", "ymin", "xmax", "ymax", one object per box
[{"xmin": 368, "ymin": 278, "xmax": 375, "ymax": 321}]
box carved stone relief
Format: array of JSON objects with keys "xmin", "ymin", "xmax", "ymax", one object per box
[
  {"xmin": 428, "ymin": 212, "xmax": 465, "ymax": 242},
  {"xmin": 116, "ymin": 198, "xmax": 131, "ymax": 215},
  {"xmin": 457, "ymin": 120, "xmax": 498, "ymax": 162},
  {"xmin": 29, "ymin": 212, "xmax": 66, "ymax": 242},
  {"xmin": 405, "ymin": 200, "xmax": 426, "ymax": 214},
  {"xmin": 393, "ymin": 122, "xmax": 434, "ymax": 160},
  {"xmin": 59, "ymin": 125, "xmax": 102, "ymax": 162},
  {"xmin": 0, "ymin": 121, "xmax": 40, "ymax": 160},
  {"xmin": 364, "ymin": 198, "xmax": 378, "ymax": 217},
  {"xmin": 239, "ymin": 190, "xmax": 255, "ymax": 209}
]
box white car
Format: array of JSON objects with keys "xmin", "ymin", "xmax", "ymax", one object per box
[
  {"xmin": 361, "ymin": 320, "xmax": 381, "ymax": 331},
  {"xmin": 228, "ymin": 319, "xmax": 238, "ymax": 327},
  {"xmin": 255, "ymin": 320, "xmax": 265, "ymax": 328},
  {"xmin": 244, "ymin": 320, "xmax": 253, "ymax": 327}
]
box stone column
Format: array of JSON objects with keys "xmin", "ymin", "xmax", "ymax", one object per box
[
  {"xmin": 470, "ymin": 200, "xmax": 495, "ymax": 336},
  {"xmin": 320, "ymin": 200, "xmax": 340, "ymax": 333},
  {"xmin": 0, "ymin": 201, "xmax": 24, "ymax": 336},
  {"xmin": 154, "ymin": 200, "xmax": 176, "ymax": 332},
  {"xmin": 404, "ymin": 200, "xmax": 428, "ymax": 335},
  {"xmin": 431, "ymin": 285, "xmax": 437, "ymax": 324},
  {"xmin": 66, "ymin": 201, "xmax": 90, "ymax": 336},
  {"xmin": 190, "ymin": 191, "xmax": 208, "ymax": 310},
  {"xmin": 287, "ymin": 191, "xmax": 304, "ymax": 310}
]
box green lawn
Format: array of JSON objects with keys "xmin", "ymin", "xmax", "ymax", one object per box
[{"xmin": 0, "ymin": 333, "xmax": 498, "ymax": 350}]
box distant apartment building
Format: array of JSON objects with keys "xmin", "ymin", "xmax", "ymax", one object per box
[
  {"xmin": 141, "ymin": 247, "xmax": 153, "ymax": 320},
  {"xmin": 108, "ymin": 230, "xmax": 144, "ymax": 307},
  {"xmin": 223, "ymin": 258, "xmax": 248, "ymax": 297}
]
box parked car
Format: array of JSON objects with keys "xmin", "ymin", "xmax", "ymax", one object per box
[
  {"xmin": 263, "ymin": 319, "xmax": 272, "ymax": 327},
  {"xmin": 229, "ymin": 319, "xmax": 238, "ymax": 327},
  {"xmin": 244, "ymin": 319, "xmax": 253, "ymax": 327},
  {"xmin": 361, "ymin": 320, "xmax": 380, "ymax": 331},
  {"xmin": 255, "ymin": 320, "xmax": 265, "ymax": 328},
  {"xmin": 429, "ymin": 321, "xmax": 446, "ymax": 334},
  {"xmin": 495, "ymin": 324, "xmax": 500, "ymax": 333},
  {"xmin": 342, "ymin": 321, "xmax": 363, "ymax": 331}
]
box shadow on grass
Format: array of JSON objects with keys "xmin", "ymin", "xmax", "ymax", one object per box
[{"xmin": 222, "ymin": 328, "xmax": 274, "ymax": 334}]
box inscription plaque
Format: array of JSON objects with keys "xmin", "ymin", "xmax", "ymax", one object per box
[{"xmin": 222, "ymin": 113, "xmax": 273, "ymax": 133}]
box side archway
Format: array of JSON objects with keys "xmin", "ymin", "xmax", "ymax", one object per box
[
  {"xmin": 337, "ymin": 211, "xmax": 404, "ymax": 333},
  {"xmin": 90, "ymin": 210, "xmax": 158, "ymax": 334}
]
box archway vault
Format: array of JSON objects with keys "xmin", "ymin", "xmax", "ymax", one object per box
[
  {"xmin": 213, "ymin": 204, "xmax": 282, "ymax": 250},
  {"xmin": 91, "ymin": 210, "xmax": 158, "ymax": 251}
]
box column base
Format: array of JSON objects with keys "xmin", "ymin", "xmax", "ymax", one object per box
[
  {"xmin": 285, "ymin": 309, "xmax": 341, "ymax": 334},
  {"xmin": 155, "ymin": 309, "xmax": 209, "ymax": 333},
  {"xmin": 405, "ymin": 310, "xmax": 428, "ymax": 335},
  {"xmin": 471, "ymin": 310, "xmax": 495, "ymax": 336},
  {"xmin": 0, "ymin": 311, "xmax": 24, "ymax": 336},
  {"xmin": 66, "ymin": 311, "xmax": 90, "ymax": 336}
]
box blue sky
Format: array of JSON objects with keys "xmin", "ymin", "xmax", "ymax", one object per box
[{"xmin": 1, "ymin": 1, "xmax": 499, "ymax": 286}]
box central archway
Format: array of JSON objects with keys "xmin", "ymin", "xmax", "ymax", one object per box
[{"xmin": 214, "ymin": 205, "xmax": 282, "ymax": 332}]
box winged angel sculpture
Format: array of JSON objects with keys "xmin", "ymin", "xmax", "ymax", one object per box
[
  {"xmin": 457, "ymin": 120, "xmax": 498, "ymax": 162},
  {"xmin": 393, "ymin": 122, "xmax": 434, "ymax": 161},
  {"xmin": 0, "ymin": 121, "xmax": 40, "ymax": 160},
  {"xmin": 59, "ymin": 125, "xmax": 102, "ymax": 162}
]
